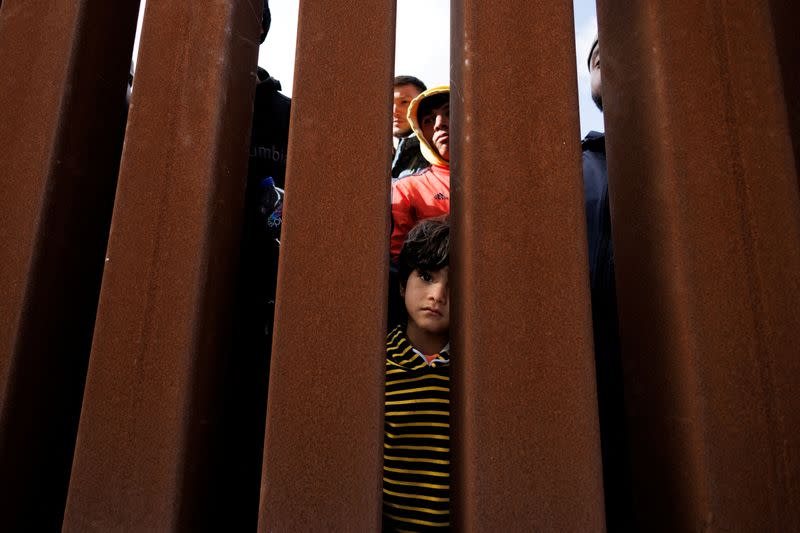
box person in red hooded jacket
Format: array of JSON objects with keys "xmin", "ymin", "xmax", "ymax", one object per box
[{"xmin": 390, "ymin": 86, "xmax": 451, "ymax": 261}]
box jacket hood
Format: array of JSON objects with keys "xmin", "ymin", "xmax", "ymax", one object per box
[{"xmin": 407, "ymin": 86, "xmax": 450, "ymax": 168}]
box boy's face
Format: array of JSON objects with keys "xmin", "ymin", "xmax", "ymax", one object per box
[
  {"xmin": 401, "ymin": 267, "xmax": 450, "ymax": 336},
  {"xmin": 420, "ymin": 102, "xmax": 450, "ymax": 162}
]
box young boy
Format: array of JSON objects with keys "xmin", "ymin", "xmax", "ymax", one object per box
[{"xmin": 383, "ymin": 218, "xmax": 451, "ymax": 531}]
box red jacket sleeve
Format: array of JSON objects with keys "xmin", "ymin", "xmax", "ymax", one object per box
[{"xmin": 391, "ymin": 179, "xmax": 416, "ymax": 261}]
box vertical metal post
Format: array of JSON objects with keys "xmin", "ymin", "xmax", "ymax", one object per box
[
  {"xmin": 450, "ymin": 0, "xmax": 606, "ymax": 530},
  {"xmin": 0, "ymin": 0, "xmax": 139, "ymax": 529},
  {"xmin": 256, "ymin": 0, "xmax": 394, "ymax": 529},
  {"xmin": 597, "ymin": 0, "xmax": 800, "ymax": 529},
  {"xmin": 62, "ymin": 1, "xmax": 261, "ymax": 530}
]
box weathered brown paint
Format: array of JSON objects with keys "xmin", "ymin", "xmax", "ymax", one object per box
[
  {"xmin": 0, "ymin": 0, "xmax": 138, "ymax": 529},
  {"xmin": 257, "ymin": 0, "xmax": 394, "ymax": 529},
  {"xmin": 449, "ymin": 0, "xmax": 606, "ymax": 530},
  {"xmin": 62, "ymin": 1, "xmax": 262, "ymax": 530},
  {"xmin": 597, "ymin": 0, "xmax": 800, "ymax": 529}
]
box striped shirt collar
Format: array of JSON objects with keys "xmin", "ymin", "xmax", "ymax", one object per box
[
  {"xmin": 387, "ymin": 325, "xmax": 450, "ymax": 368},
  {"xmin": 411, "ymin": 344, "xmax": 450, "ymax": 366}
]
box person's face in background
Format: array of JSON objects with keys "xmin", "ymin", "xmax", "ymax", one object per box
[
  {"xmin": 590, "ymin": 44, "xmax": 602, "ymax": 111},
  {"xmin": 420, "ymin": 102, "xmax": 450, "ymax": 162},
  {"xmin": 393, "ymin": 84, "xmax": 423, "ymax": 137}
]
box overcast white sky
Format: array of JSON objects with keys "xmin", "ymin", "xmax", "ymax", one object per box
[{"xmin": 133, "ymin": 0, "xmax": 603, "ymax": 136}]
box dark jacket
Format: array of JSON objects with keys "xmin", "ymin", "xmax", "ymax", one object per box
[
  {"xmin": 214, "ymin": 69, "xmax": 291, "ymax": 526},
  {"xmin": 249, "ymin": 70, "xmax": 291, "ymax": 189},
  {"xmin": 232, "ymin": 70, "xmax": 290, "ymax": 362},
  {"xmin": 582, "ymin": 130, "xmax": 617, "ymax": 354},
  {"xmin": 582, "ymin": 130, "xmax": 630, "ymax": 532},
  {"xmin": 391, "ymin": 134, "xmax": 428, "ymax": 181},
  {"xmin": 235, "ymin": 69, "xmax": 291, "ymax": 344}
]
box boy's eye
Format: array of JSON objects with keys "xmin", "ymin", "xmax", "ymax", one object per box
[{"xmin": 418, "ymin": 270, "xmax": 433, "ymax": 282}]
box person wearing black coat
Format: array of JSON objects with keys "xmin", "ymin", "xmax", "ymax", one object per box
[
  {"xmin": 213, "ymin": 1, "xmax": 291, "ymax": 526},
  {"xmin": 583, "ymin": 34, "xmax": 631, "ymax": 533}
]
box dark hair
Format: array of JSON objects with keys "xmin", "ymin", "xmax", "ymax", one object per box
[
  {"xmin": 417, "ymin": 92, "xmax": 449, "ymax": 123},
  {"xmin": 587, "ymin": 33, "xmax": 598, "ymax": 71},
  {"xmin": 260, "ymin": 0, "xmax": 271, "ymax": 43},
  {"xmin": 398, "ymin": 218, "xmax": 450, "ymax": 288},
  {"xmin": 393, "ymin": 75, "xmax": 427, "ymax": 93}
]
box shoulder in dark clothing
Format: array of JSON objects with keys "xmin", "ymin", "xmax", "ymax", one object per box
[
  {"xmin": 250, "ymin": 69, "xmax": 291, "ymax": 189},
  {"xmin": 582, "ymin": 130, "xmax": 606, "ymax": 152},
  {"xmin": 392, "ymin": 135, "xmax": 429, "ymax": 181}
]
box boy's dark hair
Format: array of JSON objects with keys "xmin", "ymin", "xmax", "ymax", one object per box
[
  {"xmin": 416, "ymin": 92, "xmax": 449, "ymax": 122},
  {"xmin": 393, "ymin": 75, "xmax": 427, "ymax": 94},
  {"xmin": 398, "ymin": 218, "xmax": 450, "ymax": 288}
]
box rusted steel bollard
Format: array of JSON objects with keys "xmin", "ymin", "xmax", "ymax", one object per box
[
  {"xmin": 256, "ymin": 0, "xmax": 395, "ymax": 530},
  {"xmin": 449, "ymin": 0, "xmax": 607, "ymax": 530},
  {"xmin": 597, "ymin": 0, "xmax": 800, "ymax": 529},
  {"xmin": 0, "ymin": 0, "xmax": 139, "ymax": 529},
  {"xmin": 62, "ymin": 1, "xmax": 262, "ymax": 530}
]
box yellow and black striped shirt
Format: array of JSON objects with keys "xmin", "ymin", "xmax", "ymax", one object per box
[{"xmin": 383, "ymin": 325, "xmax": 451, "ymax": 531}]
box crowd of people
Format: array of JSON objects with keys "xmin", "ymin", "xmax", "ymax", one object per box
[{"xmin": 237, "ymin": 1, "xmax": 623, "ymax": 530}]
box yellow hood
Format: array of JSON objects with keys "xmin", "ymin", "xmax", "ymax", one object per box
[{"xmin": 407, "ymin": 85, "xmax": 450, "ymax": 167}]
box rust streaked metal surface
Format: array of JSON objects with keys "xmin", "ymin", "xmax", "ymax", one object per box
[
  {"xmin": 62, "ymin": 1, "xmax": 262, "ymax": 530},
  {"xmin": 769, "ymin": 0, "xmax": 800, "ymax": 183},
  {"xmin": 257, "ymin": 0, "xmax": 393, "ymax": 529},
  {"xmin": 450, "ymin": 0, "xmax": 606, "ymax": 530},
  {"xmin": 0, "ymin": 0, "xmax": 138, "ymax": 529},
  {"xmin": 597, "ymin": 0, "xmax": 800, "ymax": 530}
]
